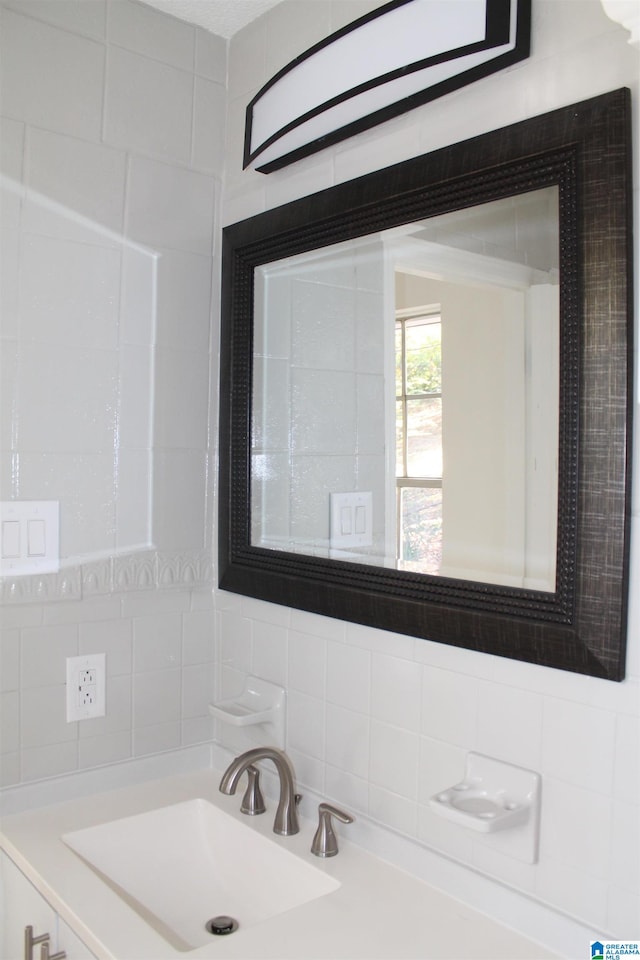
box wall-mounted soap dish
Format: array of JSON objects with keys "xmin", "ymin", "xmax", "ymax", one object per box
[
  {"xmin": 209, "ymin": 677, "xmax": 286, "ymax": 748},
  {"xmin": 430, "ymin": 753, "xmax": 541, "ymax": 862},
  {"xmin": 432, "ymin": 784, "xmax": 528, "ymax": 832}
]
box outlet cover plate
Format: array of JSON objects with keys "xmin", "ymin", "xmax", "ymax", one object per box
[{"xmin": 66, "ymin": 653, "xmax": 106, "ymax": 722}]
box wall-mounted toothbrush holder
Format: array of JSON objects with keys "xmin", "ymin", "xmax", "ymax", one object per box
[
  {"xmin": 209, "ymin": 677, "xmax": 286, "ymax": 748},
  {"xmin": 430, "ymin": 753, "xmax": 541, "ymax": 862}
]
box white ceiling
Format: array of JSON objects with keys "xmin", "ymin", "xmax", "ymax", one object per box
[{"xmin": 138, "ymin": 0, "xmax": 285, "ymax": 38}]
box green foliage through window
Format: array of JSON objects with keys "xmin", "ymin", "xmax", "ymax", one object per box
[{"xmin": 395, "ymin": 310, "xmax": 443, "ymax": 574}]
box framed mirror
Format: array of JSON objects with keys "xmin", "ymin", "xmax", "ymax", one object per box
[{"xmin": 219, "ymin": 88, "xmax": 633, "ymax": 681}]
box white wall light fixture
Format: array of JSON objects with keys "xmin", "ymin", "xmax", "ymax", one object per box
[
  {"xmin": 600, "ymin": 0, "xmax": 640, "ymax": 47},
  {"xmin": 244, "ymin": 0, "xmax": 531, "ymax": 173}
]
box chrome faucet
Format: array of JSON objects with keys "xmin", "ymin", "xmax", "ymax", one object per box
[{"xmin": 219, "ymin": 747, "xmax": 300, "ymax": 836}]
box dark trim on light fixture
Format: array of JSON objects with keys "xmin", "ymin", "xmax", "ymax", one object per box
[{"xmin": 244, "ymin": 0, "xmax": 531, "ymax": 173}]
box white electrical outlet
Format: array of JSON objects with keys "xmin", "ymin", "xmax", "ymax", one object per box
[{"xmin": 66, "ymin": 653, "xmax": 106, "ymax": 722}]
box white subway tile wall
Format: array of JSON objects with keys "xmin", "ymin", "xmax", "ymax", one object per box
[
  {"xmin": 0, "ymin": 0, "xmax": 222, "ymax": 782},
  {"xmin": 0, "ymin": 0, "xmax": 222, "ymax": 560},
  {"xmin": 216, "ymin": 596, "xmax": 640, "ymax": 936},
  {"xmin": 1, "ymin": 589, "xmax": 216, "ymax": 782}
]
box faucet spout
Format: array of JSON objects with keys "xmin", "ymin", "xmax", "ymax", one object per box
[{"xmin": 219, "ymin": 746, "xmax": 300, "ymax": 836}]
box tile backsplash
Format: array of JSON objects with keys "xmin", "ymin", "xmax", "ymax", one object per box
[
  {"xmin": 216, "ymin": 587, "xmax": 640, "ymax": 937},
  {"xmin": 1, "ymin": 586, "xmax": 215, "ymax": 784}
]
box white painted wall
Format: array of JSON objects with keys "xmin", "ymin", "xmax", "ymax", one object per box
[
  {"xmin": 397, "ymin": 272, "xmax": 529, "ymax": 585},
  {"xmin": 220, "ymin": 0, "xmax": 640, "ymax": 938}
]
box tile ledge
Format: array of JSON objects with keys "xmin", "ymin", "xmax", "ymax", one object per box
[{"xmin": 0, "ymin": 549, "xmax": 213, "ymax": 604}]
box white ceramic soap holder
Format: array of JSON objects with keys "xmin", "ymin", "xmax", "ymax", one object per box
[
  {"xmin": 209, "ymin": 676, "xmax": 286, "ymax": 748},
  {"xmin": 430, "ymin": 753, "xmax": 541, "ymax": 862}
]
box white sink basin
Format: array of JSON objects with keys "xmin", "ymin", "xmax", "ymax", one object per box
[{"xmin": 62, "ymin": 798, "xmax": 340, "ymax": 951}]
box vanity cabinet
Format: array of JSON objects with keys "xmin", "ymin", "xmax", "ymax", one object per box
[{"xmin": 1, "ymin": 851, "xmax": 97, "ymax": 960}]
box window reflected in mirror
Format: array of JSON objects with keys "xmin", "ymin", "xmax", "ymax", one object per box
[{"xmin": 395, "ymin": 309, "xmax": 443, "ymax": 574}]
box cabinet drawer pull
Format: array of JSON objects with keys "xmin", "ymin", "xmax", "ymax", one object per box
[
  {"xmin": 23, "ymin": 926, "xmax": 66, "ymax": 960},
  {"xmin": 24, "ymin": 926, "xmax": 49, "ymax": 960},
  {"xmin": 40, "ymin": 943, "xmax": 66, "ymax": 960}
]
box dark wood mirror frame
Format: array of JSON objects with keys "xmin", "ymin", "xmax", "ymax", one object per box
[{"xmin": 219, "ymin": 88, "xmax": 633, "ymax": 681}]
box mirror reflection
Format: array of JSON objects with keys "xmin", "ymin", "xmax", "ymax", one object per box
[{"xmin": 252, "ymin": 186, "xmax": 559, "ymax": 591}]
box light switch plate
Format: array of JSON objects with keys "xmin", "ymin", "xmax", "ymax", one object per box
[
  {"xmin": 0, "ymin": 501, "xmax": 60, "ymax": 575},
  {"xmin": 330, "ymin": 491, "xmax": 373, "ymax": 548}
]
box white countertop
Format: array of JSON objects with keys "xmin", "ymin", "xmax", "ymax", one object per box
[{"xmin": 0, "ymin": 768, "xmax": 559, "ymax": 960}]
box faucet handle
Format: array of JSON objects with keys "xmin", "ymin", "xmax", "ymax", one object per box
[
  {"xmin": 241, "ymin": 764, "xmax": 266, "ymax": 815},
  {"xmin": 311, "ymin": 802, "xmax": 354, "ymax": 858}
]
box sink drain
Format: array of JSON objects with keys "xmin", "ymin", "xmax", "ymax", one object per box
[{"xmin": 206, "ymin": 916, "xmax": 239, "ymax": 936}]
